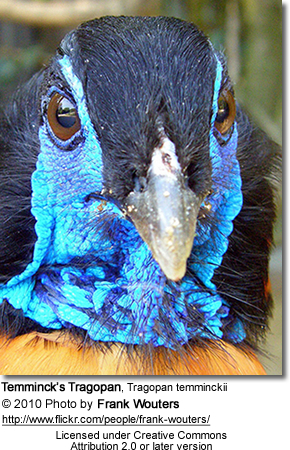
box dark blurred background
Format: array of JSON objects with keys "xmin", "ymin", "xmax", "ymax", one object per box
[{"xmin": 0, "ymin": 0, "xmax": 282, "ymax": 374}]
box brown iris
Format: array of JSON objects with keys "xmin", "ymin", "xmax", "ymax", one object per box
[
  {"xmin": 214, "ymin": 89, "xmax": 236, "ymax": 135},
  {"xmin": 47, "ymin": 93, "xmax": 81, "ymax": 140}
]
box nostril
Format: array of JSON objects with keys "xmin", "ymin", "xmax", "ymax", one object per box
[{"xmin": 133, "ymin": 175, "xmax": 147, "ymax": 193}]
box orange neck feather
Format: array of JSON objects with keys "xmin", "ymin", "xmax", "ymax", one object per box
[{"xmin": 0, "ymin": 332, "xmax": 266, "ymax": 375}]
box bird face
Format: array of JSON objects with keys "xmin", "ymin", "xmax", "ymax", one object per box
[
  {"xmin": 38, "ymin": 17, "xmax": 237, "ymax": 280},
  {"xmin": 0, "ymin": 17, "xmax": 278, "ymax": 350}
]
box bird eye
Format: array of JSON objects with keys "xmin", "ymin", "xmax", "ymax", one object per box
[
  {"xmin": 214, "ymin": 90, "xmax": 236, "ymax": 135},
  {"xmin": 47, "ymin": 93, "xmax": 81, "ymax": 140}
]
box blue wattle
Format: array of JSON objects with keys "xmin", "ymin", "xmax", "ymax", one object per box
[{"xmin": 0, "ymin": 54, "xmax": 246, "ymax": 348}]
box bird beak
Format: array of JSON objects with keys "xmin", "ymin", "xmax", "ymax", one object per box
[{"xmin": 124, "ymin": 137, "xmax": 202, "ymax": 281}]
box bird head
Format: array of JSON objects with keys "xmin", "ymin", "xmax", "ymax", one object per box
[{"xmin": 0, "ymin": 17, "xmax": 280, "ymax": 350}]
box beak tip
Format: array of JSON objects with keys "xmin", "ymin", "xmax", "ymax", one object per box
[
  {"xmin": 153, "ymin": 252, "xmax": 187, "ymax": 282},
  {"xmin": 163, "ymin": 267, "xmax": 186, "ymax": 282},
  {"xmin": 168, "ymin": 273, "xmax": 185, "ymax": 283}
]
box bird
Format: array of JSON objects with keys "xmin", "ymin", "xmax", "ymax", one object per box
[{"xmin": 0, "ymin": 16, "xmax": 281, "ymax": 375}]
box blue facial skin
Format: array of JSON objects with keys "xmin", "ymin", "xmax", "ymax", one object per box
[{"xmin": 0, "ymin": 54, "xmax": 245, "ymax": 349}]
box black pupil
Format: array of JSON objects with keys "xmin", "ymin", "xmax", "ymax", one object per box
[
  {"xmin": 216, "ymin": 98, "xmax": 229, "ymax": 123},
  {"xmin": 56, "ymin": 98, "xmax": 77, "ymax": 128}
]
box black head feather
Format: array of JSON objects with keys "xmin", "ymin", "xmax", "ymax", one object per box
[
  {"xmin": 60, "ymin": 16, "xmax": 215, "ymax": 200},
  {"xmin": 0, "ymin": 72, "xmax": 43, "ymax": 282}
]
